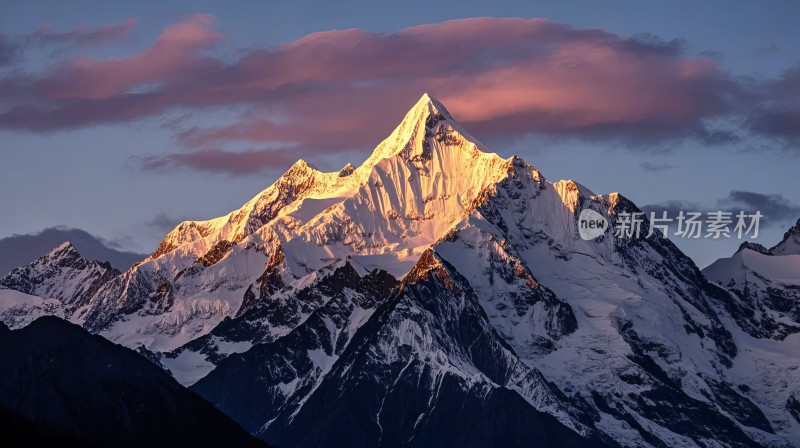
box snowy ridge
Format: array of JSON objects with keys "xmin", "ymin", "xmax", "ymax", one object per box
[
  {"xmin": 76, "ymin": 238, "xmax": 272, "ymax": 351},
  {"xmin": 150, "ymin": 158, "xmax": 363, "ymax": 260},
  {"xmin": 193, "ymin": 250, "xmax": 606, "ymax": 446}
]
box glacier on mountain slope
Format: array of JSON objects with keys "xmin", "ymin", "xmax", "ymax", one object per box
[{"xmin": 1, "ymin": 94, "xmax": 799, "ymax": 446}]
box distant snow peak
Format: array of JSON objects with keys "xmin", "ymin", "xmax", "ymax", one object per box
[
  {"xmin": 0, "ymin": 241, "xmax": 118, "ymax": 321},
  {"xmin": 727, "ymin": 218, "xmax": 800, "ymax": 257},
  {"xmin": 704, "ymin": 218, "xmax": 800, "ymax": 340}
]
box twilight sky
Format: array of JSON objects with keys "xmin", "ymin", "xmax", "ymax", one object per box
[{"xmin": 1, "ymin": 0, "xmax": 799, "ymax": 268}]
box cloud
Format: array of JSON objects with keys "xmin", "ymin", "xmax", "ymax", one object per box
[
  {"xmin": 130, "ymin": 147, "xmax": 302, "ymax": 175},
  {"xmin": 0, "ymin": 15, "xmax": 797, "ymax": 174},
  {"xmin": 0, "ymin": 18, "xmax": 136, "ymax": 68},
  {"xmin": 641, "ymin": 190, "xmax": 800, "ymax": 235},
  {"xmin": 639, "ymin": 161, "xmax": 677, "ymax": 172},
  {"xmin": 755, "ymin": 44, "xmax": 780, "ymax": 57},
  {"xmin": 146, "ymin": 213, "xmax": 188, "ymax": 233},
  {"xmin": 0, "ymin": 17, "xmax": 744, "ymax": 166},
  {"xmin": 2, "ymin": 14, "xmax": 217, "ymax": 103},
  {"xmin": 748, "ymin": 108, "xmax": 800, "ymax": 139},
  {"xmin": 640, "ymin": 200, "xmax": 701, "ymax": 219},
  {"xmin": 28, "ymin": 18, "xmax": 137, "ymax": 47},
  {"xmin": 744, "ymin": 67, "xmax": 800, "ymax": 145},
  {"xmin": 620, "ymin": 33, "xmax": 688, "ymax": 57},
  {"xmin": 0, "ymin": 35, "xmax": 19, "ymax": 66},
  {"xmin": 719, "ymin": 190, "xmax": 800, "ymax": 223}
]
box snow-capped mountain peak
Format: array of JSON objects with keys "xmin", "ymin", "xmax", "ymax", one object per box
[
  {"xmin": 26, "ymin": 94, "xmax": 523, "ymax": 353},
  {"xmin": 151, "ymin": 93, "xmax": 514, "ymax": 274},
  {"xmin": 0, "ymin": 241, "xmax": 119, "ymax": 325},
  {"xmin": 29, "ymin": 241, "xmax": 87, "ymax": 266}
]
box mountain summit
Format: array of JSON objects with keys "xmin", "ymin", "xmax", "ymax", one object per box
[
  {"xmin": 363, "ymin": 93, "xmax": 490, "ymax": 164},
  {"xmin": 150, "ymin": 93, "xmax": 514, "ymax": 280}
]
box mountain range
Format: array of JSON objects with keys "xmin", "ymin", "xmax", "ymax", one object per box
[{"xmin": 2, "ymin": 94, "xmax": 799, "ymax": 447}]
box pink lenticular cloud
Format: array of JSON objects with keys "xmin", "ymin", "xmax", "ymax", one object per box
[{"xmin": 0, "ymin": 15, "xmax": 746, "ymax": 174}]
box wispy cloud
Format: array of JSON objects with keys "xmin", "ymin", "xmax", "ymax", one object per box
[
  {"xmin": 130, "ymin": 147, "xmax": 300, "ymax": 176},
  {"xmin": 755, "ymin": 44, "xmax": 780, "ymax": 57},
  {"xmin": 146, "ymin": 213, "xmax": 188, "ymax": 233},
  {"xmin": 28, "ymin": 18, "xmax": 137, "ymax": 47},
  {"xmin": 0, "ymin": 18, "xmax": 136, "ymax": 67}
]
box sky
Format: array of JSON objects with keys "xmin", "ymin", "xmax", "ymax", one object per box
[{"xmin": 1, "ymin": 0, "xmax": 799, "ymax": 268}]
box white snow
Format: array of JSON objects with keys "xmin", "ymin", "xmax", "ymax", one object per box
[
  {"xmin": 161, "ymin": 348, "xmax": 217, "ymax": 386},
  {"xmin": 0, "ymin": 287, "xmax": 64, "ymax": 329},
  {"xmin": 705, "ymin": 249, "xmax": 800, "ymax": 287}
]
